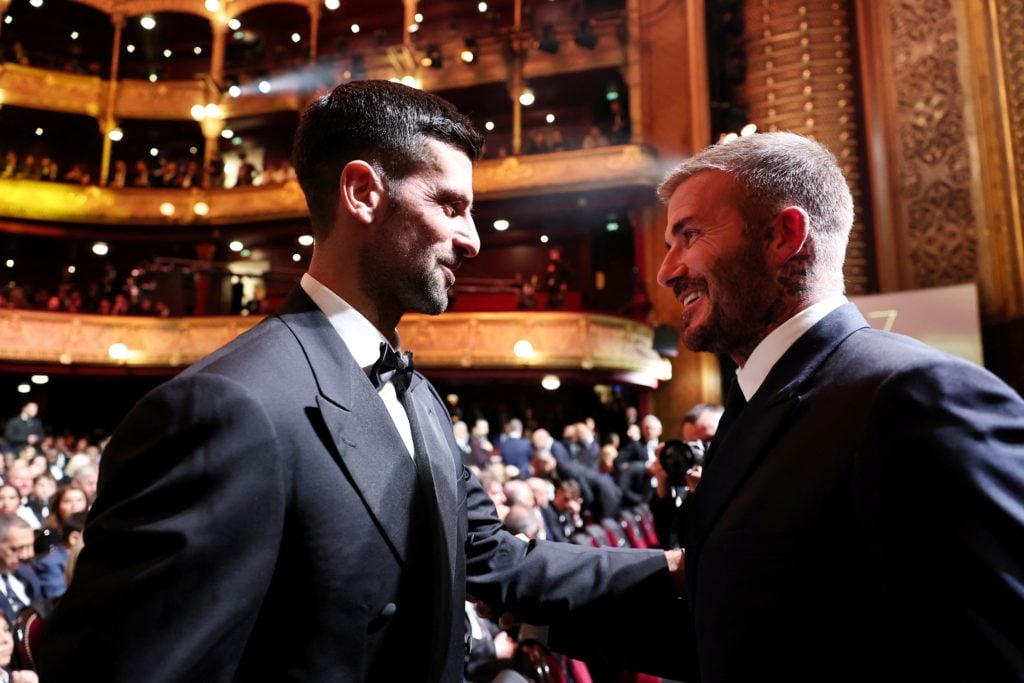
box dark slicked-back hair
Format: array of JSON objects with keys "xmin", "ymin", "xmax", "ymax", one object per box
[{"xmin": 293, "ymin": 80, "xmax": 483, "ymax": 236}]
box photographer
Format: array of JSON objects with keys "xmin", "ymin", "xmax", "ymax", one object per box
[{"xmin": 649, "ymin": 439, "xmax": 706, "ymax": 550}]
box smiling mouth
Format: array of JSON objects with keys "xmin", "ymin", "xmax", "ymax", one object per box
[{"xmin": 683, "ymin": 292, "xmax": 702, "ymax": 306}]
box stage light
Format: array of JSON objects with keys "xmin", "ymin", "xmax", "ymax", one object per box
[
  {"xmin": 140, "ymin": 15, "xmax": 156, "ymax": 30},
  {"xmin": 159, "ymin": 202, "xmax": 175, "ymax": 216},
  {"xmin": 493, "ymin": 219, "xmax": 509, "ymax": 231},
  {"xmin": 460, "ymin": 38, "xmax": 478, "ymax": 63},
  {"xmin": 258, "ymin": 80, "xmax": 272, "ymax": 93},
  {"xmin": 298, "ymin": 234, "xmax": 314, "ymax": 246},
  {"xmin": 229, "ymin": 240, "xmax": 244, "ymax": 252},
  {"xmin": 228, "ymin": 18, "xmax": 241, "ymax": 30},
  {"xmin": 325, "ymin": 0, "xmax": 340, "ymax": 9},
  {"xmin": 513, "ymin": 340, "xmax": 534, "ymax": 358},
  {"xmin": 228, "ymin": 85, "xmax": 241, "ymax": 97},
  {"xmin": 205, "ymin": 0, "xmax": 220, "ymax": 11},
  {"xmin": 484, "ymin": 121, "xmax": 495, "ymax": 131},
  {"xmin": 519, "ymin": 88, "xmax": 535, "ymax": 106},
  {"xmin": 108, "ymin": 127, "xmax": 124, "ymax": 141},
  {"xmin": 92, "ymin": 241, "xmax": 109, "ymax": 256},
  {"xmin": 542, "ymin": 375, "xmax": 561, "ymax": 390}
]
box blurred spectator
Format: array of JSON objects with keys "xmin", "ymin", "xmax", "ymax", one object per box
[
  {"xmin": 3, "ymin": 404, "xmax": 43, "ymax": 455},
  {"xmin": 581, "ymin": 126, "xmax": 610, "ymax": 149},
  {"xmin": 109, "ymin": 159, "xmax": 128, "ymax": 188}
]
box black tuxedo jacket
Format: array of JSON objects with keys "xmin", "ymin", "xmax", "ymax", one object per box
[
  {"xmin": 0, "ymin": 565, "xmax": 41, "ymax": 624},
  {"xmin": 38, "ymin": 288, "xmax": 670, "ymax": 682}
]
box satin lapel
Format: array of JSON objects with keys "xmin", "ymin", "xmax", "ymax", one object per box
[
  {"xmin": 404, "ymin": 377, "xmax": 458, "ymax": 576},
  {"xmin": 277, "ymin": 286, "xmax": 419, "ymax": 564},
  {"xmin": 688, "ymin": 304, "xmax": 870, "ymax": 561}
]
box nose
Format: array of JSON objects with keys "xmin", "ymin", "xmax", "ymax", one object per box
[
  {"xmin": 454, "ymin": 216, "xmax": 480, "ymax": 259},
  {"xmin": 656, "ymin": 248, "xmax": 684, "ymax": 289}
]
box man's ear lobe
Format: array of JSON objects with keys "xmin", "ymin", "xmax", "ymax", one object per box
[
  {"xmin": 339, "ymin": 160, "xmax": 385, "ymax": 225},
  {"xmin": 768, "ymin": 206, "xmax": 810, "ymax": 265}
]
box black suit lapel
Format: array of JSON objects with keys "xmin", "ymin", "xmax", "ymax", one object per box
[
  {"xmin": 686, "ymin": 303, "xmax": 869, "ymax": 593},
  {"xmin": 276, "ymin": 287, "xmax": 421, "ymax": 565}
]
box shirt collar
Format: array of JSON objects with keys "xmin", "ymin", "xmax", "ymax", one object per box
[
  {"xmin": 300, "ymin": 273, "xmax": 394, "ymax": 368},
  {"xmin": 736, "ymin": 294, "xmax": 847, "ymax": 401}
]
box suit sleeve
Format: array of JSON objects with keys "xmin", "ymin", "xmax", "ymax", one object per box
[
  {"xmin": 38, "ymin": 373, "xmax": 288, "ymax": 682},
  {"xmin": 463, "ymin": 470, "xmax": 693, "ymax": 679},
  {"xmin": 855, "ymin": 361, "xmax": 1024, "ymax": 678}
]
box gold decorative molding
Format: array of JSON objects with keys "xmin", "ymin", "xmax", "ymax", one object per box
[
  {"xmin": 0, "ymin": 146, "xmax": 660, "ymax": 225},
  {"xmin": 0, "ymin": 64, "xmax": 104, "ymax": 118},
  {"xmin": 0, "ymin": 309, "xmax": 672, "ymax": 386},
  {"xmin": 743, "ymin": 0, "xmax": 872, "ymax": 294}
]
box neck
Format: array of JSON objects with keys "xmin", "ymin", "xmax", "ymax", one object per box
[
  {"xmin": 308, "ymin": 248, "xmax": 402, "ymax": 345},
  {"xmin": 730, "ymin": 285, "xmax": 841, "ymax": 368}
]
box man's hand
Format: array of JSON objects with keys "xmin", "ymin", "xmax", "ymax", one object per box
[{"xmin": 664, "ymin": 548, "xmax": 685, "ymax": 594}]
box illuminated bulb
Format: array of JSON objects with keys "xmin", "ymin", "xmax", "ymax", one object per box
[
  {"xmin": 292, "ymin": 253, "xmax": 302, "ymax": 262},
  {"xmin": 205, "ymin": 0, "xmax": 220, "ymax": 11},
  {"xmin": 126, "ymin": 44, "xmax": 135, "ymax": 53},
  {"xmin": 493, "ymin": 219, "xmax": 509, "ymax": 231},
  {"xmin": 67, "ymin": 265, "xmax": 76, "ymax": 274},
  {"xmin": 325, "ymin": 0, "xmax": 340, "ymax": 9},
  {"xmin": 149, "ymin": 147, "xmax": 159, "ymax": 157},
  {"xmin": 140, "ymin": 15, "xmax": 156, "ymax": 30},
  {"xmin": 228, "ymin": 18, "xmax": 241, "ymax": 30},
  {"xmin": 298, "ymin": 234, "xmax": 314, "ymax": 246},
  {"xmin": 414, "ymin": 12, "xmax": 423, "ymax": 22},
  {"xmin": 163, "ymin": 49, "xmax": 172, "ymax": 58},
  {"xmin": 258, "ymin": 80, "xmax": 272, "ymax": 94},
  {"xmin": 148, "ymin": 73, "xmax": 158, "ymax": 82},
  {"xmin": 350, "ymin": 23, "xmax": 360, "ymax": 33},
  {"xmin": 107, "ymin": 127, "xmax": 124, "ymax": 141},
  {"xmin": 513, "ymin": 340, "xmax": 534, "ymax": 358},
  {"xmin": 740, "ymin": 122, "xmax": 758, "ymax": 137},
  {"xmin": 541, "ymin": 375, "xmax": 561, "ymax": 391},
  {"xmin": 518, "ymin": 89, "xmax": 535, "ymax": 106},
  {"xmin": 3, "ymin": 15, "xmax": 11, "ymax": 24},
  {"xmin": 108, "ymin": 343, "xmax": 129, "ymax": 360},
  {"xmin": 460, "ymin": 49, "xmax": 475, "ymax": 63},
  {"xmin": 17, "ymin": 384, "xmax": 30, "ymax": 394},
  {"xmin": 228, "ymin": 85, "xmax": 241, "ymax": 98},
  {"xmin": 478, "ymin": 2, "xmax": 488, "ymax": 12},
  {"xmin": 92, "ymin": 241, "xmax": 109, "ymax": 256},
  {"xmin": 205, "ymin": 103, "xmax": 222, "ymax": 118},
  {"xmin": 190, "ymin": 104, "xmax": 207, "ymax": 120},
  {"xmin": 193, "ymin": 201, "xmax": 210, "ymax": 216},
  {"xmin": 291, "ymin": 33, "xmax": 301, "ymax": 43},
  {"xmin": 30, "ymin": 375, "xmax": 48, "ymax": 385},
  {"xmin": 4, "ymin": 259, "xmax": 13, "ymax": 267},
  {"xmin": 221, "ymin": 129, "xmax": 234, "ymax": 139},
  {"xmin": 545, "ymin": 113, "xmax": 555, "ymax": 123},
  {"xmin": 159, "ymin": 202, "xmax": 175, "ymax": 216},
  {"xmin": 540, "ymin": 235, "xmax": 549, "ymax": 244},
  {"xmin": 35, "ymin": 128, "xmax": 43, "ymax": 136},
  {"xmin": 194, "ymin": 46, "xmax": 203, "ymax": 55},
  {"xmin": 722, "ymin": 132, "xmax": 739, "ymax": 143},
  {"xmin": 229, "ymin": 240, "xmax": 244, "ymax": 252},
  {"xmin": 401, "ymin": 75, "xmax": 421, "ymax": 89},
  {"xmin": 408, "ymin": 23, "xmax": 419, "ymax": 33},
  {"xmin": 70, "ymin": 31, "xmax": 79, "ymax": 40},
  {"xmin": 29, "ymin": 0, "xmax": 43, "ymax": 7},
  {"xmin": 484, "ymin": 121, "xmax": 495, "ymax": 131},
  {"xmin": 189, "ymin": 146, "xmax": 198, "ymax": 155}
]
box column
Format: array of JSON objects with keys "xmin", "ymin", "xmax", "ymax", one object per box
[
  {"xmin": 210, "ymin": 21, "xmax": 227, "ymax": 88},
  {"xmin": 99, "ymin": 13, "xmax": 125, "ymax": 187},
  {"xmin": 308, "ymin": 2, "xmax": 319, "ymax": 64},
  {"xmin": 199, "ymin": 116, "xmax": 225, "ymax": 188}
]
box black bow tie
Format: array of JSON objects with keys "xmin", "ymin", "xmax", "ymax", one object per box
[{"xmin": 369, "ymin": 342, "xmax": 415, "ymax": 394}]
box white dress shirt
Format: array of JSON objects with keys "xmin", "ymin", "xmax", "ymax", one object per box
[
  {"xmin": 301, "ymin": 274, "xmax": 415, "ymax": 457},
  {"xmin": 736, "ymin": 294, "xmax": 848, "ymax": 400}
]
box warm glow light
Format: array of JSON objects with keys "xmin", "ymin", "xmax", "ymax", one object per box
[
  {"xmin": 205, "ymin": 103, "xmax": 223, "ymax": 118},
  {"xmin": 17, "ymin": 384, "xmax": 30, "ymax": 394},
  {"xmin": 229, "ymin": 240, "xmax": 244, "ymax": 252},
  {"xmin": 190, "ymin": 104, "xmax": 207, "ymax": 120},
  {"xmin": 228, "ymin": 18, "xmax": 241, "ymax": 30},
  {"xmin": 414, "ymin": 12, "xmax": 423, "ymax": 22},
  {"xmin": 258, "ymin": 80, "xmax": 272, "ymax": 94},
  {"xmin": 292, "ymin": 253, "xmax": 302, "ymax": 262},
  {"xmin": 193, "ymin": 202, "xmax": 210, "ymax": 216},
  {"xmin": 163, "ymin": 49, "xmax": 172, "ymax": 58},
  {"xmin": 126, "ymin": 44, "xmax": 135, "ymax": 53},
  {"xmin": 518, "ymin": 89, "xmax": 535, "ymax": 106},
  {"xmin": 325, "ymin": 0, "xmax": 340, "ymax": 9},
  {"xmin": 228, "ymin": 85, "xmax": 241, "ymax": 98},
  {"xmin": 189, "ymin": 146, "xmax": 198, "ymax": 155},
  {"xmin": 148, "ymin": 73, "xmax": 158, "ymax": 83},
  {"xmin": 493, "ymin": 219, "xmax": 509, "ymax": 231},
  {"xmin": 4, "ymin": 260, "xmax": 13, "ymax": 268},
  {"xmin": 350, "ymin": 23, "xmax": 360, "ymax": 33},
  {"xmin": 149, "ymin": 147, "xmax": 159, "ymax": 157},
  {"xmin": 545, "ymin": 113, "xmax": 555, "ymax": 123},
  {"xmin": 478, "ymin": 2, "xmax": 488, "ymax": 11},
  {"xmin": 29, "ymin": 0, "xmax": 43, "ymax": 7},
  {"xmin": 221, "ymin": 129, "xmax": 234, "ymax": 139},
  {"xmin": 513, "ymin": 340, "xmax": 534, "ymax": 358},
  {"xmin": 484, "ymin": 121, "xmax": 495, "ymax": 131},
  {"xmin": 722, "ymin": 132, "xmax": 739, "ymax": 143},
  {"xmin": 540, "ymin": 235, "xmax": 549, "ymax": 244},
  {"xmin": 298, "ymin": 234, "xmax": 314, "ymax": 246},
  {"xmin": 460, "ymin": 49, "xmax": 475, "ymax": 63},
  {"xmin": 30, "ymin": 375, "xmax": 49, "ymax": 385},
  {"xmin": 205, "ymin": 0, "xmax": 220, "ymax": 11},
  {"xmin": 291, "ymin": 32, "xmax": 301, "ymax": 43},
  {"xmin": 67, "ymin": 265, "xmax": 76, "ymax": 274},
  {"xmin": 140, "ymin": 15, "xmax": 156, "ymax": 30},
  {"xmin": 34, "ymin": 128, "xmax": 43, "ymax": 136},
  {"xmin": 3, "ymin": 16, "xmax": 11, "ymax": 24},
  {"xmin": 107, "ymin": 127, "xmax": 124, "ymax": 142},
  {"xmin": 541, "ymin": 374, "xmax": 561, "ymax": 391},
  {"xmin": 401, "ymin": 75, "xmax": 422, "ymax": 89},
  {"xmin": 70, "ymin": 31, "xmax": 79, "ymax": 40},
  {"xmin": 91, "ymin": 241, "xmax": 109, "ymax": 256},
  {"xmin": 408, "ymin": 23, "xmax": 419, "ymax": 33},
  {"xmin": 194, "ymin": 46, "xmax": 203, "ymax": 55},
  {"xmin": 159, "ymin": 202, "xmax": 175, "ymax": 216},
  {"xmin": 740, "ymin": 122, "xmax": 758, "ymax": 137},
  {"xmin": 108, "ymin": 343, "xmax": 129, "ymax": 360}
]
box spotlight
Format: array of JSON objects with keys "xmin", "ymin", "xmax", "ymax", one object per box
[
  {"xmin": 460, "ymin": 38, "xmax": 478, "ymax": 64},
  {"xmin": 538, "ymin": 23, "xmax": 558, "ymax": 54},
  {"xmin": 574, "ymin": 20, "xmax": 598, "ymax": 49},
  {"xmin": 519, "ymin": 88, "xmax": 535, "ymax": 106},
  {"xmin": 140, "ymin": 14, "xmax": 156, "ymax": 30}
]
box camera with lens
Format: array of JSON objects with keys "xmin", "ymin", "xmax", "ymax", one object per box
[{"xmin": 658, "ymin": 439, "xmax": 706, "ymax": 488}]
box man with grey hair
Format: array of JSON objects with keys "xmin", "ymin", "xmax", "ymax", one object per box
[{"xmin": 557, "ymin": 132, "xmax": 1024, "ymax": 679}]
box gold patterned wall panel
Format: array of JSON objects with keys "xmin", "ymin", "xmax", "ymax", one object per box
[{"xmin": 743, "ymin": 0, "xmax": 872, "ymax": 294}]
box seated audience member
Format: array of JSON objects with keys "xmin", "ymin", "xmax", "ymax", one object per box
[
  {"xmin": 681, "ymin": 403, "xmax": 724, "ymax": 442},
  {"xmin": 451, "ymin": 420, "xmax": 473, "ymax": 466},
  {"xmin": 504, "ymin": 505, "xmax": 541, "ymax": 541},
  {"xmin": 0, "ymin": 515, "xmax": 41, "ymax": 624},
  {"xmin": 581, "ymin": 125, "xmax": 610, "ymax": 149},
  {"xmin": 530, "ymin": 428, "xmax": 570, "ymax": 463},
  {"xmin": 69, "ymin": 465, "xmax": 98, "ymax": 506},
  {"xmin": 33, "ymin": 512, "xmax": 85, "ymax": 599},
  {"xmin": 0, "ymin": 611, "xmax": 39, "ymax": 683},
  {"xmin": 20, "ymin": 476, "xmax": 54, "ymax": 530},
  {"xmin": 40, "ymin": 486, "xmax": 88, "ymax": 539},
  {"xmin": 469, "ymin": 419, "xmax": 496, "ymax": 469},
  {"xmin": 0, "ymin": 490, "xmax": 21, "ymax": 521},
  {"xmin": 539, "ymin": 479, "xmax": 584, "ymax": 543},
  {"xmin": 499, "ymin": 419, "xmax": 533, "ymax": 474}
]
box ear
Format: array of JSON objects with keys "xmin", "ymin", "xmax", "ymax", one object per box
[
  {"xmin": 338, "ymin": 160, "xmax": 385, "ymax": 225},
  {"xmin": 766, "ymin": 206, "xmax": 810, "ymax": 266}
]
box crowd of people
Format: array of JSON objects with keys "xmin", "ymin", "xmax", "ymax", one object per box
[{"xmin": 0, "ymin": 262, "xmax": 171, "ymax": 318}]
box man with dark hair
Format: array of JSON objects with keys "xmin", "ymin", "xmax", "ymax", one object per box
[
  {"xmin": 0, "ymin": 514, "xmax": 40, "ymax": 624},
  {"xmin": 3, "ymin": 402, "xmax": 43, "ymax": 454},
  {"xmin": 680, "ymin": 402, "xmax": 723, "ymax": 442},
  {"xmin": 40, "ymin": 81, "xmax": 681, "ymax": 682},
  {"xmin": 562, "ymin": 132, "xmax": 1024, "ymax": 680}
]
